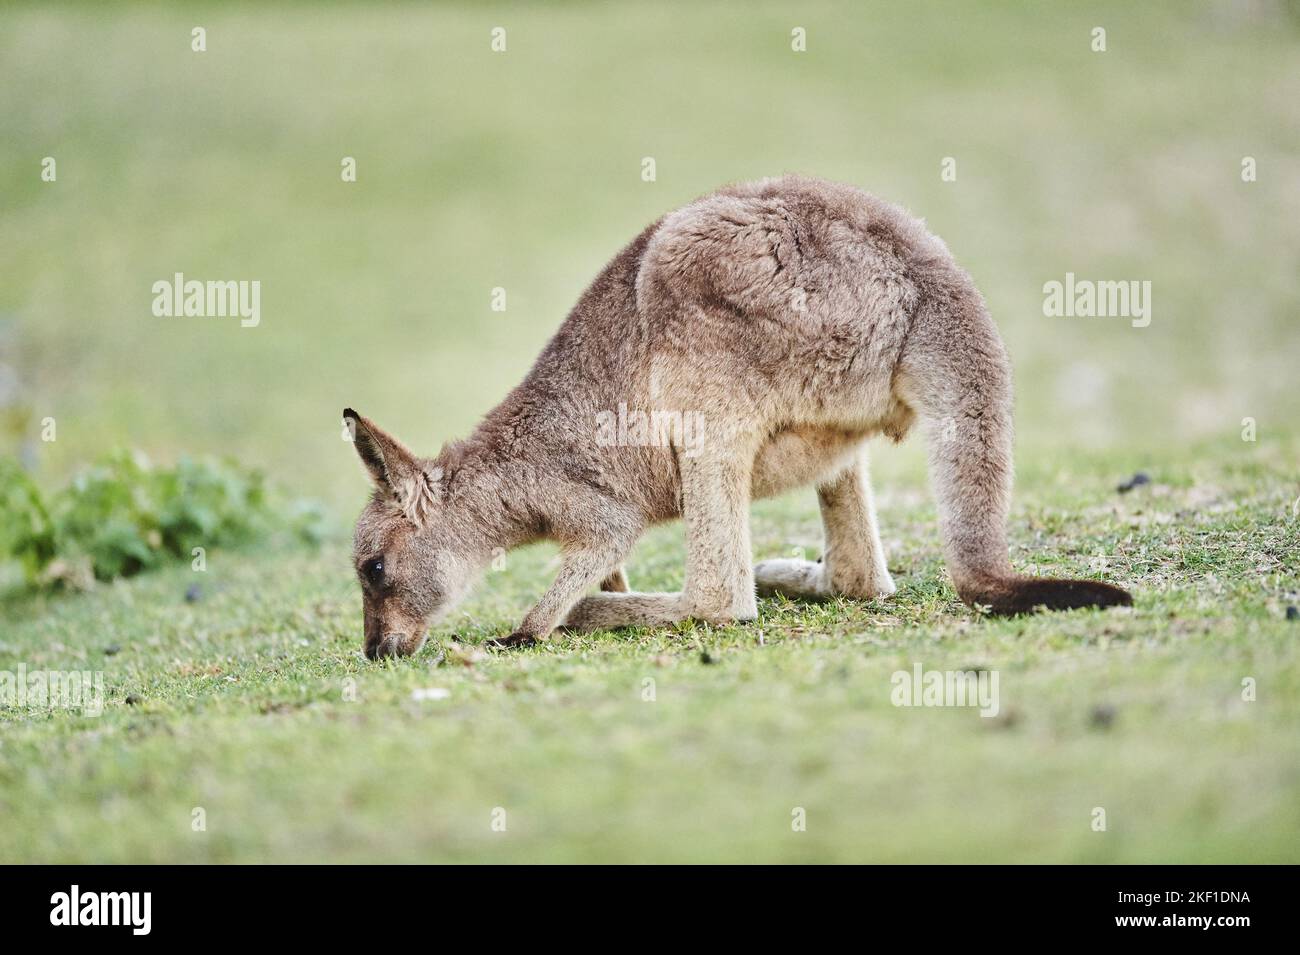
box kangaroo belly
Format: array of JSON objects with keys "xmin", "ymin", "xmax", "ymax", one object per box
[{"xmin": 751, "ymin": 426, "xmax": 868, "ymax": 500}]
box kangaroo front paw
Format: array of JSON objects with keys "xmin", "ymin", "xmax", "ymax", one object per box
[{"xmin": 489, "ymin": 631, "xmax": 538, "ymax": 648}]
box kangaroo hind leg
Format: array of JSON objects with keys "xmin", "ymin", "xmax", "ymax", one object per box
[
  {"xmin": 565, "ymin": 444, "xmax": 758, "ymax": 632},
  {"xmin": 755, "ymin": 449, "xmax": 896, "ymax": 601}
]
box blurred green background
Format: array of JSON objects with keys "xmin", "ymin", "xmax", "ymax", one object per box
[{"xmin": 3, "ymin": 0, "xmax": 1297, "ymax": 514}]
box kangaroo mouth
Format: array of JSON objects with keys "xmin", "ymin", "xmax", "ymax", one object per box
[{"xmin": 365, "ymin": 631, "xmax": 428, "ymax": 660}]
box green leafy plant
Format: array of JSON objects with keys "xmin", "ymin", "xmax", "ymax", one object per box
[
  {"xmin": 0, "ymin": 458, "xmax": 57, "ymax": 580},
  {"xmin": 0, "ymin": 451, "xmax": 324, "ymax": 589}
]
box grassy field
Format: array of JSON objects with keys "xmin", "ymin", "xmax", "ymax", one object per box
[
  {"xmin": 2, "ymin": 1, "xmax": 1299, "ymax": 862},
  {"xmin": 3, "ymin": 445, "xmax": 1298, "ymax": 862}
]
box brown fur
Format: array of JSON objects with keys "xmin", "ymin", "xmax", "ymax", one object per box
[{"xmin": 346, "ymin": 175, "xmax": 1131, "ymax": 658}]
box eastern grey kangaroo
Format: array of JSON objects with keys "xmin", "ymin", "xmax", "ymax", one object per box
[{"xmin": 346, "ymin": 175, "xmax": 1131, "ymax": 658}]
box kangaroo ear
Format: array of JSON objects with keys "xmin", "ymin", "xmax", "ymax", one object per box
[
  {"xmin": 343, "ymin": 409, "xmax": 443, "ymax": 524},
  {"xmin": 343, "ymin": 407, "xmax": 416, "ymax": 489}
]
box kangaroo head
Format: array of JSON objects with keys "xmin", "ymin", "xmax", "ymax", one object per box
[{"xmin": 343, "ymin": 408, "xmax": 479, "ymax": 659}]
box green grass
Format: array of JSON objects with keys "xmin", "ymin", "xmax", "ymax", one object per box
[
  {"xmin": 2, "ymin": 443, "xmax": 1298, "ymax": 863},
  {"xmin": 2, "ymin": 1, "xmax": 1299, "ymax": 862}
]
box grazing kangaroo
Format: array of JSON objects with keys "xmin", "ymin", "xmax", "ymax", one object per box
[{"xmin": 346, "ymin": 175, "xmax": 1131, "ymax": 658}]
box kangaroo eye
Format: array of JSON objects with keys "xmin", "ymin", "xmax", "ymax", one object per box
[{"xmin": 363, "ymin": 557, "xmax": 385, "ymax": 585}]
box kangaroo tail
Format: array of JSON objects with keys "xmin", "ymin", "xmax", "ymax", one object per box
[
  {"xmin": 897, "ymin": 273, "xmax": 1133, "ymax": 615},
  {"xmin": 958, "ymin": 573, "xmax": 1132, "ymax": 614}
]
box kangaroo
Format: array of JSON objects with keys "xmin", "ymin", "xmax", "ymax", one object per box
[{"xmin": 345, "ymin": 175, "xmax": 1131, "ymax": 658}]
